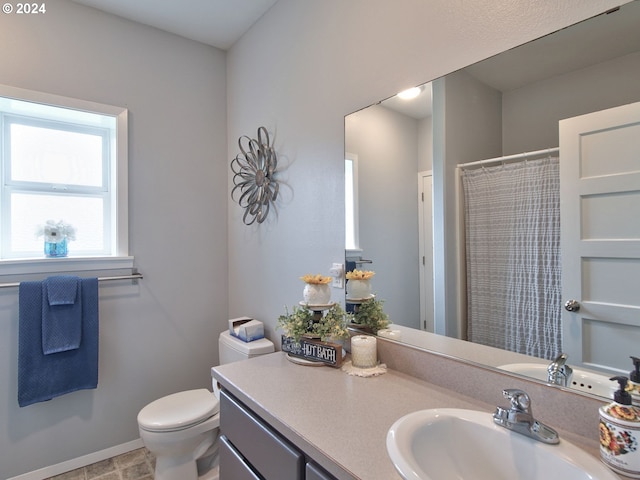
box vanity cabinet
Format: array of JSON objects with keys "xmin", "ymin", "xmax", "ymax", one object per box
[
  {"xmin": 305, "ymin": 461, "xmax": 335, "ymax": 480},
  {"xmin": 220, "ymin": 389, "xmax": 338, "ymax": 480},
  {"xmin": 219, "ymin": 435, "xmax": 261, "ymax": 480}
]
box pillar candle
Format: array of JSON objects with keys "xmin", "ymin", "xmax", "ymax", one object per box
[{"xmin": 351, "ymin": 335, "xmax": 377, "ymax": 368}]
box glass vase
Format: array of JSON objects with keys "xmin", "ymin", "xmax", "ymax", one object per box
[{"xmin": 44, "ymin": 238, "xmax": 68, "ymax": 258}]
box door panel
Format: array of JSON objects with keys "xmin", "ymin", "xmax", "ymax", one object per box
[
  {"xmin": 581, "ymin": 191, "xmax": 640, "ymax": 238},
  {"xmin": 582, "ymin": 258, "xmax": 640, "ymax": 305},
  {"xmin": 580, "ymin": 122, "xmax": 640, "ymax": 177},
  {"xmin": 559, "ymin": 101, "xmax": 640, "ymax": 373}
]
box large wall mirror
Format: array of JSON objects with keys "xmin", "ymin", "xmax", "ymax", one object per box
[{"xmin": 345, "ymin": 1, "xmax": 640, "ymax": 400}]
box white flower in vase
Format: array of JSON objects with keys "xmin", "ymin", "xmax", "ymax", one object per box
[{"xmin": 36, "ymin": 220, "xmax": 76, "ymax": 257}]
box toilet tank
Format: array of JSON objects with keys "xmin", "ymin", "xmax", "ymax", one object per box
[{"xmin": 218, "ymin": 330, "xmax": 274, "ymax": 365}]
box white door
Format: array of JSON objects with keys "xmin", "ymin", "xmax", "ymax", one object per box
[
  {"xmin": 559, "ymin": 101, "xmax": 640, "ymax": 373},
  {"xmin": 418, "ymin": 171, "xmax": 434, "ymax": 332}
]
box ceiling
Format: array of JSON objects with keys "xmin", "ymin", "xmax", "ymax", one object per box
[
  {"xmin": 380, "ymin": 85, "xmax": 433, "ymax": 120},
  {"xmin": 380, "ymin": 2, "xmax": 640, "ymax": 120},
  {"xmin": 71, "ymin": 0, "xmax": 279, "ymax": 50},
  {"xmin": 71, "ymin": 1, "xmax": 639, "ymax": 118},
  {"xmin": 465, "ymin": 3, "xmax": 640, "ymax": 93}
]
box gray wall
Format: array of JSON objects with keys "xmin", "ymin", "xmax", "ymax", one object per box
[
  {"xmin": 0, "ymin": 0, "xmax": 628, "ymax": 477},
  {"xmin": 418, "ymin": 115, "xmax": 434, "ymax": 172},
  {"xmin": 432, "ymin": 70, "xmax": 503, "ymax": 336},
  {"xmin": 0, "ymin": 2, "xmax": 227, "ymax": 477},
  {"xmin": 502, "ymin": 51, "xmax": 640, "ymax": 153},
  {"xmin": 345, "ymin": 105, "xmax": 421, "ymax": 328},
  {"xmin": 226, "ymin": 0, "xmax": 623, "ymax": 348}
]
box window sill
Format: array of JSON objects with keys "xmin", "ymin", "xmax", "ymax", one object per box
[{"xmin": 0, "ymin": 256, "xmax": 135, "ymax": 277}]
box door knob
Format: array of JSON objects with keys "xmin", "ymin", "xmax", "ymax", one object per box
[{"xmin": 564, "ymin": 300, "xmax": 580, "ymax": 312}]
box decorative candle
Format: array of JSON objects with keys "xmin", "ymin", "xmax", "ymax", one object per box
[{"xmin": 351, "ymin": 335, "xmax": 377, "ymax": 368}]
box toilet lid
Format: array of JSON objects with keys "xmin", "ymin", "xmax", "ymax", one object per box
[{"xmin": 138, "ymin": 389, "xmax": 219, "ymax": 432}]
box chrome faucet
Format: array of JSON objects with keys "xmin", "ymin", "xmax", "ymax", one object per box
[
  {"xmin": 547, "ymin": 353, "xmax": 573, "ymax": 386},
  {"xmin": 493, "ymin": 389, "xmax": 560, "ymax": 444}
]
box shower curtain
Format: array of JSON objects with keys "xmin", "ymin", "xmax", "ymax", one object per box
[{"xmin": 461, "ymin": 157, "xmax": 562, "ymax": 360}]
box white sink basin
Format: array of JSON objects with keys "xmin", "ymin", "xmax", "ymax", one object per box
[
  {"xmin": 386, "ymin": 408, "xmax": 619, "ymax": 480},
  {"xmin": 499, "ymin": 363, "xmax": 614, "ymax": 398}
]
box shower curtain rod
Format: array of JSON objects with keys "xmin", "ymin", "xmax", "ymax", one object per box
[
  {"xmin": 0, "ymin": 271, "xmax": 143, "ymax": 289},
  {"xmin": 457, "ymin": 147, "xmax": 559, "ymax": 170}
]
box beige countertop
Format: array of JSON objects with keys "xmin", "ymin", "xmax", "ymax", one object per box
[{"xmin": 213, "ymin": 351, "xmax": 611, "ymax": 479}]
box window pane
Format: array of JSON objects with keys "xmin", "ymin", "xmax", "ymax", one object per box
[
  {"xmin": 345, "ymin": 159, "xmax": 356, "ymax": 249},
  {"xmin": 10, "ymin": 123, "xmax": 104, "ymax": 187},
  {"xmin": 345, "ymin": 156, "xmax": 359, "ymax": 250},
  {"xmin": 11, "ymin": 193, "xmax": 105, "ymax": 254},
  {"xmin": 0, "ymin": 85, "xmax": 127, "ymax": 260}
]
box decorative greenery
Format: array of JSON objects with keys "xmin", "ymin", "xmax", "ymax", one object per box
[
  {"xmin": 36, "ymin": 220, "xmax": 76, "ymax": 243},
  {"xmin": 300, "ymin": 273, "xmax": 332, "ymax": 284},
  {"xmin": 345, "ymin": 269, "xmax": 375, "ymax": 280},
  {"xmin": 278, "ymin": 305, "xmax": 313, "ymax": 341},
  {"xmin": 278, "ymin": 303, "xmax": 352, "ymax": 342},
  {"xmin": 352, "ymin": 297, "xmax": 389, "ymax": 334}
]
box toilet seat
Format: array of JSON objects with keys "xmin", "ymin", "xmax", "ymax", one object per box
[{"xmin": 138, "ymin": 389, "xmax": 219, "ymax": 433}]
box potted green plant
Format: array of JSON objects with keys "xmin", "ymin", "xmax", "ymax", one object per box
[
  {"xmin": 278, "ymin": 303, "xmax": 352, "ymax": 367},
  {"xmin": 351, "ymin": 297, "xmax": 389, "ymax": 334},
  {"xmin": 278, "ymin": 303, "xmax": 351, "ymax": 342}
]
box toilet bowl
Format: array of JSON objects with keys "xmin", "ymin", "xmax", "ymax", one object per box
[
  {"xmin": 137, "ymin": 331, "xmax": 274, "ymax": 480},
  {"xmin": 138, "ymin": 389, "xmax": 220, "ymax": 480}
]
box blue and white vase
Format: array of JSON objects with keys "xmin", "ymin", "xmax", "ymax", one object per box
[{"xmin": 44, "ymin": 237, "xmax": 68, "ymax": 258}]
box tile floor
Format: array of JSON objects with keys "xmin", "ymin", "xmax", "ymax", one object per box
[{"xmin": 45, "ymin": 448, "xmax": 155, "ymax": 480}]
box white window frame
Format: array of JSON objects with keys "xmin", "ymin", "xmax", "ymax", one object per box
[
  {"xmin": 0, "ymin": 84, "xmax": 131, "ymax": 275},
  {"xmin": 345, "ymin": 152, "xmax": 360, "ymax": 251}
]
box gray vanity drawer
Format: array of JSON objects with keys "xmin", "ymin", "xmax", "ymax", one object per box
[
  {"xmin": 220, "ymin": 435, "xmax": 262, "ymax": 480},
  {"xmin": 306, "ymin": 461, "xmax": 337, "ymax": 480},
  {"xmin": 220, "ymin": 390, "xmax": 304, "ymax": 480}
]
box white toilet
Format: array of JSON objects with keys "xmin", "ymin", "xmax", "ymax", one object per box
[{"xmin": 137, "ymin": 331, "xmax": 275, "ymax": 480}]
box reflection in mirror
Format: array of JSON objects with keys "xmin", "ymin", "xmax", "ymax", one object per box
[
  {"xmin": 345, "ymin": 84, "xmax": 432, "ymax": 330},
  {"xmin": 345, "ymin": 1, "xmax": 640, "ymax": 399},
  {"xmin": 345, "ymin": 153, "xmax": 359, "ymax": 251}
]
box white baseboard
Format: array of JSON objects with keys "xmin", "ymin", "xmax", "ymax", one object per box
[{"xmin": 7, "ymin": 438, "xmax": 144, "ymax": 480}]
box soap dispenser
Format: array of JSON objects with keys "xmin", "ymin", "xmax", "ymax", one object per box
[
  {"xmin": 629, "ymin": 356, "xmax": 640, "ymax": 406},
  {"xmin": 599, "ymin": 376, "xmax": 640, "ymax": 478}
]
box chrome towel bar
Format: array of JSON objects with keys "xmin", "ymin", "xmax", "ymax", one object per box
[{"xmin": 0, "ymin": 272, "xmax": 143, "ymax": 289}]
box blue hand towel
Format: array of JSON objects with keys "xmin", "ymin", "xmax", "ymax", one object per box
[
  {"xmin": 45, "ymin": 275, "xmax": 78, "ymax": 305},
  {"xmin": 18, "ymin": 278, "xmax": 99, "ymax": 407},
  {"xmin": 42, "ymin": 276, "xmax": 82, "ymax": 354}
]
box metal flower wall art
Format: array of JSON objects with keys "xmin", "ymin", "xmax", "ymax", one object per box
[{"xmin": 231, "ymin": 126, "xmax": 280, "ymax": 225}]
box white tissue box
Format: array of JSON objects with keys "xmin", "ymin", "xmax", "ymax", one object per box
[{"xmin": 229, "ymin": 317, "xmax": 264, "ymax": 342}]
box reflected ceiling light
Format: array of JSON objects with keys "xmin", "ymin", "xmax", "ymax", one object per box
[{"xmin": 397, "ymin": 86, "xmax": 421, "ymax": 100}]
